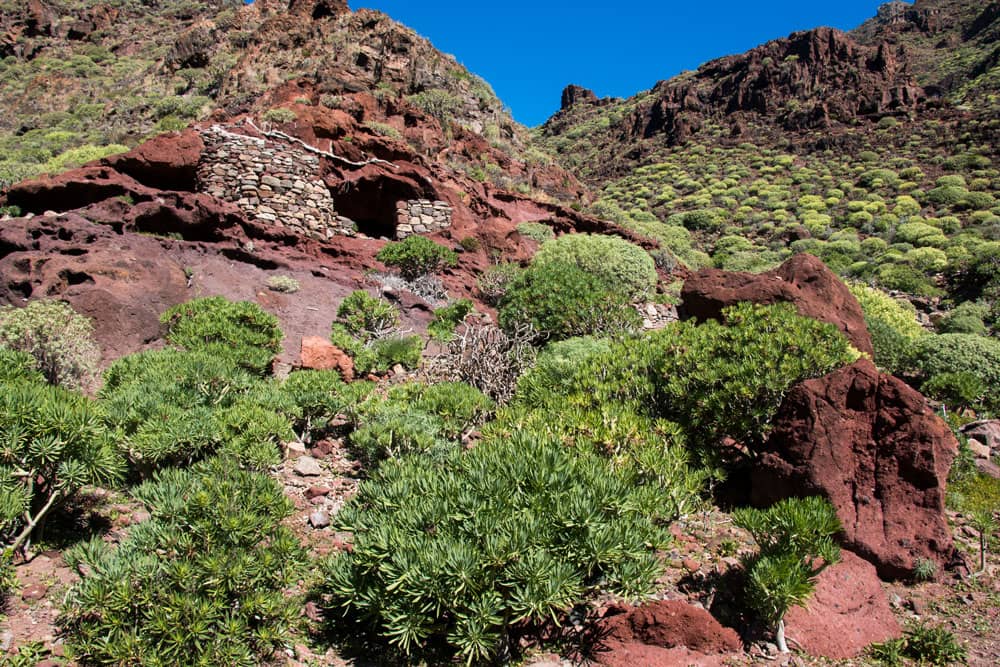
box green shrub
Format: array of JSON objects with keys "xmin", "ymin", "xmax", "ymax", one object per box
[
  {"xmin": 409, "ymin": 381, "xmax": 495, "ymax": 438},
  {"xmin": 280, "ymin": 369, "xmax": 349, "ymax": 424},
  {"xmin": 101, "ymin": 349, "xmax": 295, "ymax": 473},
  {"xmin": 405, "ymin": 89, "xmax": 462, "ymax": 124},
  {"xmin": 321, "ymin": 431, "xmax": 692, "ymax": 662},
  {"xmin": 498, "ymin": 260, "xmax": 641, "ymax": 341},
  {"xmin": 160, "ymin": 297, "xmax": 282, "ymax": 374},
  {"xmin": 261, "ymin": 107, "xmax": 297, "ymax": 123},
  {"xmin": 0, "ymin": 300, "xmax": 100, "ymax": 390},
  {"xmin": 922, "ymin": 372, "xmax": 986, "ymax": 411},
  {"xmin": 650, "ymin": 303, "xmax": 859, "ymax": 449},
  {"xmin": 733, "ymin": 496, "xmax": 841, "ymax": 653},
  {"xmin": 476, "ymin": 263, "xmax": 521, "ymax": 306},
  {"xmin": 371, "ymin": 335, "xmax": 424, "ymax": 371},
  {"xmin": 515, "ymin": 336, "xmax": 612, "ymax": 406},
  {"xmin": 348, "ymin": 407, "xmax": 448, "ymax": 465},
  {"xmin": 61, "ymin": 457, "xmax": 305, "ymax": 666},
  {"xmin": 914, "ymin": 334, "xmax": 1000, "ymax": 409},
  {"xmin": 376, "ymin": 236, "xmax": 458, "ymax": 281},
  {"xmin": 532, "ymin": 233, "xmax": 657, "ymax": 300},
  {"xmin": 428, "ymin": 299, "xmax": 474, "ymax": 342},
  {"xmin": 849, "ymin": 284, "xmax": 927, "ymax": 373},
  {"xmin": 265, "ymin": 275, "xmax": 300, "ymax": 293},
  {"xmin": 0, "ymin": 380, "xmax": 122, "ymax": 553},
  {"xmin": 897, "ymin": 624, "xmax": 967, "ymax": 666},
  {"xmin": 938, "ymin": 301, "xmax": 989, "ymax": 336},
  {"xmin": 335, "ymin": 290, "xmax": 399, "ymax": 341},
  {"xmin": 876, "ymin": 263, "xmax": 942, "ymax": 297},
  {"xmin": 0, "ymin": 347, "xmax": 45, "ymax": 384},
  {"xmin": 516, "ymin": 221, "xmax": 555, "ymax": 242}
]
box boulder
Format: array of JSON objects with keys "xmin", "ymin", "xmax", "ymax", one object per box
[
  {"xmin": 680, "ymin": 253, "xmax": 874, "ymax": 356},
  {"xmin": 961, "ymin": 419, "xmax": 1000, "ymax": 456},
  {"xmin": 752, "ymin": 358, "xmax": 957, "ymax": 579},
  {"xmin": 785, "ymin": 550, "xmax": 901, "ymax": 658},
  {"xmin": 103, "ymin": 129, "xmax": 204, "ymax": 191},
  {"xmin": 300, "ymin": 336, "xmax": 355, "ymax": 381},
  {"xmin": 593, "ymin": 600, "xmax": 741, "ymax": 667}
]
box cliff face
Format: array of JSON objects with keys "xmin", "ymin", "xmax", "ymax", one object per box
[{"xmin": 537, "ymin": 0, "xmax": 998, "ymax": 183}]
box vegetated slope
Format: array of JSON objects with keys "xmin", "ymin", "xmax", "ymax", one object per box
[
  {"xmin": 0, "ymin": 0, "xmax": 568, "ymax": 198},
  {"xmin": 533, "ymin": 0, "xmax": 999, "ymax": 313}
]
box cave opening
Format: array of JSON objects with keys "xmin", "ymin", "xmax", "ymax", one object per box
[{"xmin": 331, "ymin": 176, "xmax": 423, "ymax": 240}]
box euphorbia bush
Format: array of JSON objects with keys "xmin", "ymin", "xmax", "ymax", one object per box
[
  {"xmin": 321, "ymin": 431, "xmax": 699, "ymax": 663},
  {"xmin": 160, "ymin": 297, "xmax": 282, "ymax": 374},
  {"xmin": 0, "ymin": 299, "xmax": 100, "ymax": 390},
  {"xmin": 0, "ymin": 378, "xmax": 122, "ymax": 553},
  {"xmin": 61, "ymin": 457, "xmax": 305, "ymax": 666},
  {"xmin": 531, "ymin": 232, "xmax": 657, "ymax": 300},
  {"xmin": 376, "ymin": 235, "xmax": 458, "ymax": 280}
]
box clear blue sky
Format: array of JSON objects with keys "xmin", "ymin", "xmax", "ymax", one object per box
[{"xmin": 353, "ymin": 1, "xmax": 892, "ymax": 127}]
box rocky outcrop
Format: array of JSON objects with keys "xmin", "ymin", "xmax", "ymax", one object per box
[
  {"xmin": 679, "ymin": 253, "xmax": 874, "ymax": 356},
  {"xmin": 784, "ymin": 550, "xmax": 901, "ymax": 658},
  {"xmin": 633, "ymin": 26, "xmax": 927, "ymax": 142},
  {"xmin": 299, "ymin": 336, "xmax": 354, "ymax": 381},
  {"xmin": 593, "ymin": 600, "xmax": 741, "ymax": 667},
  {"xmin": 752, "ymin": 358, "xmax": 958, "ymax": 579},
  {"xmin": 561, "ymin": 84, "xmax": 599, "ymax": 110}
]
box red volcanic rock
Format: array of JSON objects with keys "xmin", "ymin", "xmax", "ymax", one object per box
[
  {"xmin": 752, "ymin": 358, "xmax": 957, "ymax": 579},
  {"xmin": 785, "ymin": 550, "xmax": 901, "ymax": 659},
  {"xmin": 300, "ymin": 336, "xmax": 355, "ymax": 381},
  {"xmin": 594, "ymin": 600, "xmax": 741, "ymax": 666},
  {"xmin": 5, "ymin": 166, "xmax": 156, "ymax": 215},
  {"xmin": 103, "ymin": 129, "xmax": 204, "ymax": 191},
  {"xmin": 680, "ymin": 253, "xmax": 874, "ymax": 356}
]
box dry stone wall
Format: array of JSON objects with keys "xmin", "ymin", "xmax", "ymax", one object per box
[
  {"xmin": 396, "ymin": 199, "xmax": 452, "ymax": 237},
  {"xmin": 197, "ymin": 125, "xmax": 452, "ymax": 240}
]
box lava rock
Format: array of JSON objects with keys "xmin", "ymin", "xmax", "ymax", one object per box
[{"xmin": 752, "ymin": 358, "xmax": 957, "ymax": 579}]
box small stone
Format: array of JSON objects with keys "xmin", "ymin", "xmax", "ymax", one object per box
[
  {"xmin": 261, "ymin": 175, "xmax": 281, "ymax": 188},
  {"xmin": 309, "ymin": 510, "xmax": 330, "ymax": 529},
  {"xmin": 286, "ymin": 441, "xmax": 308, "ymax": 459},
  {"xmin": 968, "ymin": 439, "xmax": 991, "ymax": 460},
  {"xmin": 293, "ymin": 456, "xmax": 323, "ymax": 477},
  {"xmin": 22, "ymin": 583, "xmax": 48, "ymax": 601},
  {"xmin": 0, "ymin": 631, "xmax": 12, "ymax": 651},
  {"xmin": 305, "ymin": 485, "xmax": 331, "ymax": 499},
  {"xmin": 646, "ymin": 303, "xmax": 658, "ymax": 317},
  {"xmin": 682, "ymin": 558, "xmax": 701, "ymax": 574}
]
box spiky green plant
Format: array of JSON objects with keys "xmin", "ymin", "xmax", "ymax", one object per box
[
  {"xmin": 733, "ymin": 496, "xmax": 842, "ymax": 653},
  {"xmin": 60, "ymin": 457, "xmax": 305, "ymax": 666}
]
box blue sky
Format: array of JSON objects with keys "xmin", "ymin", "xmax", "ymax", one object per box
[{"xmin": 353, "ymin": 1, "xmax": 892, "ymax": 127}]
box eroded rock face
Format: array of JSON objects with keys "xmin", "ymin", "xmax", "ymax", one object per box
[
  {"xmin": 784, "ymin": 550, "xmax": 901, "ymax": 658},
  {"xmin": 752, "ymin": 358, "xmax": 957, "ymax": 579},
  {"xmin": 593, "ymin": 600, "xmax": 741, "ymax": 667},
  {"xmin": 679, "ymin": 253, "xmax": 874, "ymax": 356}
]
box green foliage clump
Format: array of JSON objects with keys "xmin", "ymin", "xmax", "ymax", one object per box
[
  {"xmin": 405, "ymin": 89, "xmax": 463, "ymax": 124},
  {"xmin": 869, "ymin": 624, "xmax": 968, "ymax": 666},
  {"xmin": 376, "ymin": 236, "xmax": 459, "ymax": 281},
  {"xmin": 61, "ymin": 457, "xmax": 305, "ymax": 666},
  {"xmin": 498, "ymin": 260, "xmax": 641, "ymax": 341},
  {"xmin": 914, "ymin": 334, "xmax": 1000, "ymax": 410},
  {"xmin": 938, "ymin": 301, "xmax": 989, "ymax": 336},
  {"xmin": 335, "ymin": 290, "xmax": 400, "ymax": 341},
  {"xmin": 265, "ymin": 275, "xmax": 300, "ymax": 294},
  {"xmin": 650, "ymin": 303, "xmax": 859, "ymax": 448},
  {"xmin": 160, "ymin": 297, "xmax": 282, "ymax": 374},
  {"xmin": 733, "ymin": 496, "xmax": 841, "ymax": 653},
  {"xmin": 261, "ymin": 107, "xmax": 297, "ymax": 123},
  {"xmin": 0, "ymin": 300, "xmax": 100, "ymax": 390},
  {"xmin": 532, "ymin": 233, "xmax": 657, "ymax": 300},
  {"xmin": 849, "ymin": 284, "xmax": 927, "ymax": 373},
  {"xmin": 514, "ymin": 336, "xmax": 612, "ymax": 406},
  {"xmin": 476, "ymin": 263, "xmax": 521, "ymax": 306},
  {"xmin": 370, "ymin": 335, "xmax": 424, "ymax": 372},
  {"xmin": 321, "ymin": 431, "xmax": 691, "ymax": 663},
  {"xmin": 428, "ymin": 299, "xmax": 474, "ymax": 342},
  {"xmin": 101, "ymin": 349, "xmax": 295, "ymax": 473},
  {"xmin": 516, "ymin": 221, "xmax": 555, "ymax": 242},
  {"xmin": 0, "ymin": 347, "xmax": 45, "ymax": 384},
  {"xmin": 0, "ymin": 379, "xmax": 122, "ymax": 553}
]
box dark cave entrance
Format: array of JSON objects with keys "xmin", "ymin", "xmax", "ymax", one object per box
[{"xmin": 331, "ymin": 176, "xmax": 423, "ymax": 240}]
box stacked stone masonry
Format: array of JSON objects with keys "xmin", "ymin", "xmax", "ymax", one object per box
[
  {"xmin": 395, "ymin": 199, "xmax": 453, "ymax": 238},
  {"xmin": 197, "ymin": 125, "xmax": 342, "ymax": 240},
  {"xmin": 196, "ymin": 125, "xmax": 452, "ymax": 240}
]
